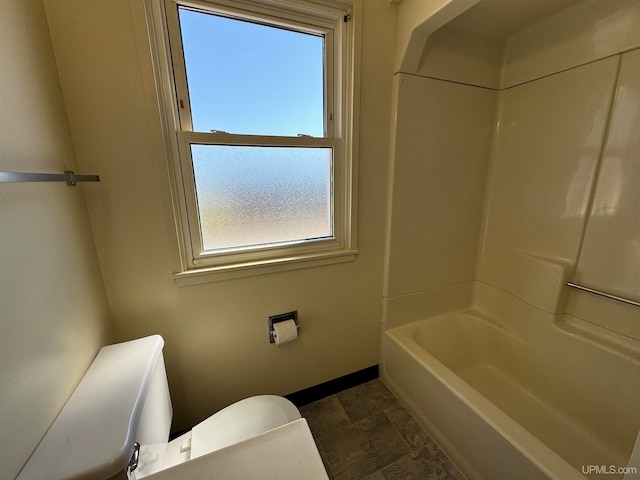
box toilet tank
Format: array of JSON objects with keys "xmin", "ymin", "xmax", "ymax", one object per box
[{"xmin": 17, "ymin": 335, "xmax": 173, "ymax": 480}]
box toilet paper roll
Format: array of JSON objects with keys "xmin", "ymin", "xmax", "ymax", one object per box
[{"xmin": 272, "ymin": 319, "xmax": 298, "ymax": 345}]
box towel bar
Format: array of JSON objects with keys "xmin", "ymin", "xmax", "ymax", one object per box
[
  {"xmin": 566, "ymin": 282, "xmax": 640, "ymax": 308},
  {"xmin": 0, "ymin": 170, "xmax": 100, "ymax": 186}
]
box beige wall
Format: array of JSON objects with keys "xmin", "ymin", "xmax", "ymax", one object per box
[
  {"xmin": 0, "ymin": 1, "xmax": 113, "ymax": 479},
  {"xmin": 43, "ymin": 0, "xmax": 397, "ymax": 431}
]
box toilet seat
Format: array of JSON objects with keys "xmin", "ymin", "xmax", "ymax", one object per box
[
  {"xmin": 135, "ymin": 395, "xmax": 301, "ymax": 478},
  {"xmin": 191, "ymin": 395, "xmax": 301, "ymax": 458}
]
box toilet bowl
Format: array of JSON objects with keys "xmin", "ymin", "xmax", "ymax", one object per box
[{"xmin": 16, "ymin": 335, "xmax": 303, "ymax": 480}]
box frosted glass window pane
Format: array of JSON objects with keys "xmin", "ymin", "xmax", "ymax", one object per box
[
  {"xmin": 191, "ymin": 145, "xmax": 332, "ymax": 251},
  {"xmin": 179, "ymin": 8, "xmax": 325, "ymax": 137}
]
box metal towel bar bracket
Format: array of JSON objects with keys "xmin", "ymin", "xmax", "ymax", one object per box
[
  {"xmin": 0, "ymin": 170, "xmax": 100, "ymax": 186},
  {"xmin": 566, "ymin": 282, "xmax": 640, "ymax": 308}
]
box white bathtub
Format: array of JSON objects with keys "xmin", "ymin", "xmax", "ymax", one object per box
[{"xmin": 381, "ymin": 309, "xmax": 640, "ymax": 480}]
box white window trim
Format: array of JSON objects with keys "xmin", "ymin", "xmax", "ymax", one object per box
[{"xmin": 143, "ymin": 0, "xmax": 360, "ymax": 285}]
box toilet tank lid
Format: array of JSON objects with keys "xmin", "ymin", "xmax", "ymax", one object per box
[{"xmin": 17, "ymin": 335, "xmax": 165, "ymax": 480}]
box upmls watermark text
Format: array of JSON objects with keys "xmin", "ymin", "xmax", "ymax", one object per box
[{"xmin": 582, "ymin": 465, "xmax": 637, "ymax": 475}]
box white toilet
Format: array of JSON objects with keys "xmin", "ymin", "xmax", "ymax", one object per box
[{"xmin": 16, "ymin": 335, "xmax": 304, "ymax": 480}]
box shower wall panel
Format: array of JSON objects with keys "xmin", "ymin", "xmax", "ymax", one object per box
[
  {"xmin": 476, "ymin": 57, "xmax": 619, "ymax": 313},
  {"xmin": 385, "ymin": 74, "xmax": 496, "ymax": 299}
]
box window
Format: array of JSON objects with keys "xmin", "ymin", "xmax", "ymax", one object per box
[{"xmin": 151, "ymin": 0, "xmax": 358, "ymax": 282}]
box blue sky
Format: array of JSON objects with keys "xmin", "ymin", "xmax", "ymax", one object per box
[{"xmin": 179, "ymin": 7, "xmax": 325, "ymax": 136}]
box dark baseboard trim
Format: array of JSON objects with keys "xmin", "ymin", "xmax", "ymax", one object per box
[{"xmin": 285, "ymin": 364, "xmax": 379, "ymax": 407}]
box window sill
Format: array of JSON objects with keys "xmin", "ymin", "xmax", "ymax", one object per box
[{"xmin": 173, "ymin": 249, "xmax": 358, "ymax": 286}]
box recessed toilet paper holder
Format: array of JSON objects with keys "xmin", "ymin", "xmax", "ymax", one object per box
[{"xmin": 268, "ymin": 311, "xmax": 299, "ymax": 344}]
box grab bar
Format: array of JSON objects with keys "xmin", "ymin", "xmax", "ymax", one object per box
[
  {"xmin": 566, "ymin": 282, "xmax": 640, "ymax": 308},
  {"xmin": 0, "ymin": 170, "xmax": 100, "ymax": 186}
]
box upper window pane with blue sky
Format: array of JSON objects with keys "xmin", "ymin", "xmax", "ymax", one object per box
[{"xmin": 178, "ymin": 8, "xmax": 325, "ymax": 137}]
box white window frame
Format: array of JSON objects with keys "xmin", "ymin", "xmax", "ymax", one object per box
[{"xmin": 146, "ymin": 0, "xmax": 359, "ymax": 284}]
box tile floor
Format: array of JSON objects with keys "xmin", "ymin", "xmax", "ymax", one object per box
[{"xmin": 300, "ymin": 379, "xmax": 466, "ymax": 480}]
